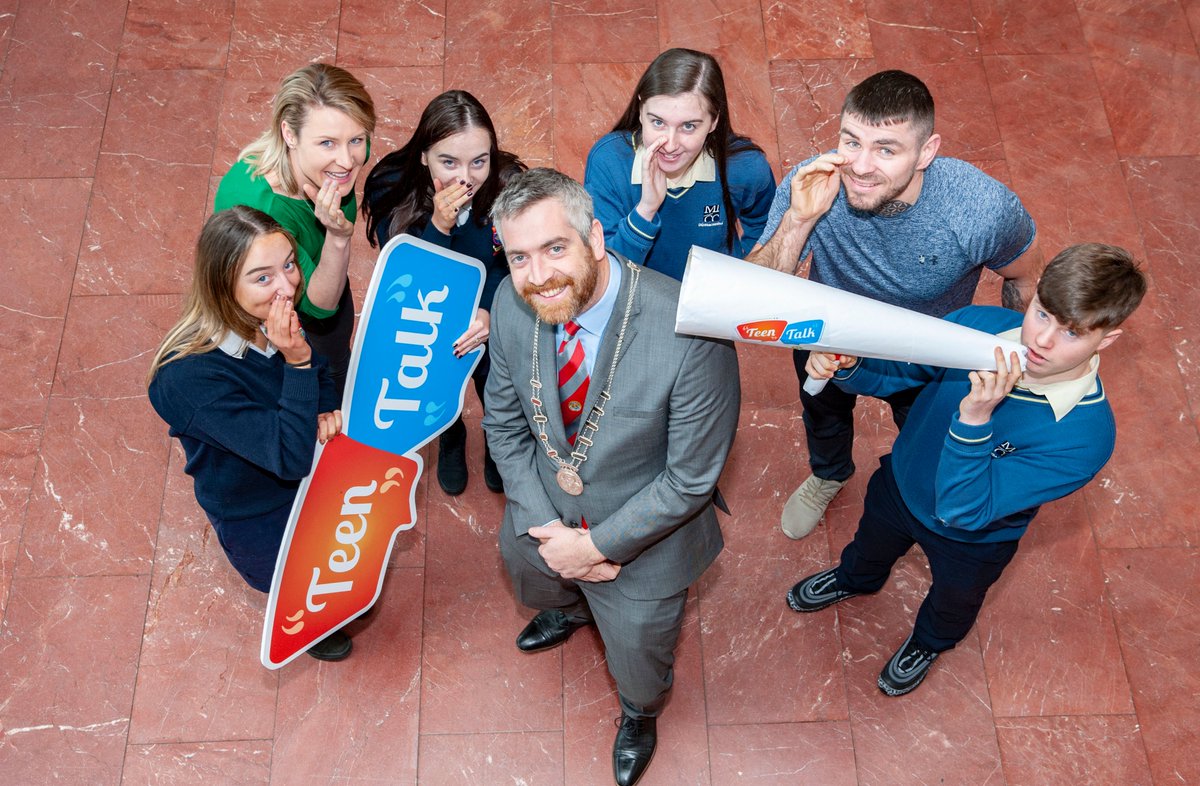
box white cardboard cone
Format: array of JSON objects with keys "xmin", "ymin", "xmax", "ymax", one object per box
[{"xmin": 675, "ymin": 246, "xmax": 1026, "ymax": 391}]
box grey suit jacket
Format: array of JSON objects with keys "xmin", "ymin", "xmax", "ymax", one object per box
[{"xmin": 483, "ymin": 253, "xmax": 741, "ymax": 600}]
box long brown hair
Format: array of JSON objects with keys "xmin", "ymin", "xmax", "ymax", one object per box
[
  {"xmin": 362, "ymin": 90, "xmax": 525, "ymax": 246},
  {"xmin": 611, "ymin": 48, "xmax": 762, "ymax": 251},
  {"xmin": 147, "ymin": 207, "xmax": 301, "ymax": 383}
]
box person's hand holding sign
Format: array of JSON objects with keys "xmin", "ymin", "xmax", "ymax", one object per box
[
  {"xmin": 453, "ymin": 308, "xmax": 490, "ymax": 358},
  {"xmin": 317, "ymin": 410, "xmax": 343, "ymax": 443}
]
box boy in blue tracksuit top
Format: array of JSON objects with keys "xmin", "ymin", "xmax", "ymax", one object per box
[{"xmin": 786, "ymin": 243, "xmax": 1147, "ymax": 697}]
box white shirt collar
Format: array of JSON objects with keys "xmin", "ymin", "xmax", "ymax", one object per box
[
  {"xmin": 216, "ymin": 329, "xmax": 277, "ymax": 359},
  {"xmin": 566, "ymin": 253, "xmax": 622, "ymax": 338},
  {"xmin": 999, "ymin": 327, "xmax": 1099, "ymax": 421},
  {"xmin": 558, "ymin": 255, "xmax": 622, "ymax": 378},
  {"xmin": 631, "ymin": 146, "xmax": 716, "ymax": 189}
]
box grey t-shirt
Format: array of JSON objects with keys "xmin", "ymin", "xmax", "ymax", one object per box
[{"xmin": 759, "ymin": 156, "xmax": 1035, "ymax": 317}]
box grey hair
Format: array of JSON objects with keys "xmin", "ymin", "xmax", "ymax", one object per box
[{"xmin": 490, "ymin": 167, "xmax": 594, "ymax": 246}]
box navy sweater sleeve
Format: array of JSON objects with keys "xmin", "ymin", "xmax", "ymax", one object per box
[
  {"xmin": 315, "ymin": 353, "xmax": 340, "ymax": 412},
  {"xmin": 419, "ymin": 215, "xmax": 507, "ymax": 312},
  {"xmin": 149, "ymin": 349, "xmax": 323, "ymax": 520},
  {"xmin": 834, "ymin": 355, "xmax": 940, "ymax": 399}
]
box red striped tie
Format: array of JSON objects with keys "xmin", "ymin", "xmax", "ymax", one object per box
[{"xmin": 558, "ymin": 320, "xmax": 590, "ymax": 445}]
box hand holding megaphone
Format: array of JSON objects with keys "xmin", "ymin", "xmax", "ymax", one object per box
[
  {"xmin": 802, "ymin": 352, "xmax": 859, "ymax": 395},
  {"xmin": 675, "ymin": 246, "xmax": 1027, "ymax": 387}
]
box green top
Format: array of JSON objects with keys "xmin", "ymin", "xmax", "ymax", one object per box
[{"xmin": 214, "ymin": 159, "xmax": 357, "ymax": 319}]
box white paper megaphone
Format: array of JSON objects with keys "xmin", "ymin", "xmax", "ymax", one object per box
[{"xmin": 674, "ymin": 246, "xmax": 1027, "ymax": 393}]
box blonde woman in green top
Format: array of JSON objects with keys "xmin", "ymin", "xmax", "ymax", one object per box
[{"xmin": 215, "ymin": 63, "xmax": 376, "ymax": 397}]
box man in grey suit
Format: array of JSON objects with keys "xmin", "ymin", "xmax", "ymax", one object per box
[{"xmin": 484, "ymin": 168, "xmax": 740, "ymax": 786}]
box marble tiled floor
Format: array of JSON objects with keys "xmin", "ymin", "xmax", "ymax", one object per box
[{"xmin": 1, "ymin": 1, "xmax": 1198, "ymax": 784}]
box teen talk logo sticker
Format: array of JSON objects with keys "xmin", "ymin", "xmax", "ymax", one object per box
[
  {"xmin": 779, "ymin": 320, "xmax": 825, "ymax": 346},
  {"xmin": 737, "ymin": 320, "xmax": 787, "ymax": 342},
  {"xmin": 736, "ymin": 319, "xmax": 825, "ymax": 345}
]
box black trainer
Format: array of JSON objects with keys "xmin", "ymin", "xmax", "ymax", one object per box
[
  {"xmin": 877, "ymin": 635, "xmax": 939, "ymax": 696},
  {"xmin": 483, "ymin": 445, "xmax": 503, "ymax": 493},
  {"xmin": 437, "ymin": 429, "xmax": 468, "ymax": 496},
  {"xmin": 786, "ymin": 567, "xmax": 861, "ymax": 612},
  {"xmin": 307, "ymin": 630, "xmax": 352, "ymax": 662}
]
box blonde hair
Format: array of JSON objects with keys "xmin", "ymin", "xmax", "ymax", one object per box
[
  {"xmin": 147, "ymin": 207, "xmax": 302, "ymax": 383},
  {"xmin": 239, "ymin": 63, "xmax": 376, "ymax": 196}
]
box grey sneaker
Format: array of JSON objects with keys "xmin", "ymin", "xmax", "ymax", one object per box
[
  {"xmin": 878, "ymin": 635, "xmax": 939, "ymax": 696},
  {"xmin": 786, "ymin": 567, "xmax": 861, "ymax": 612},
  {"xmin": 780, "ymin": 475, "xmax": 847, "ymax": 539}
]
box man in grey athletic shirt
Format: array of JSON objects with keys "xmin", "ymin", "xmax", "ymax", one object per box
[{"xmin": 746, "ymin": 70, "xmax": 1041, "ymax": 540}]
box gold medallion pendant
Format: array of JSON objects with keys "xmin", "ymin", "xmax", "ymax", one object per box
[{"xmin": 556, "ymin": 465, "xmax": 584, "ymax": 496}]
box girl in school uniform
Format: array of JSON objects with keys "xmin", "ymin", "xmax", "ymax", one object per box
[
  {"xmin": 149, "ymin": 206, "xmax": 350, "ymax": 661},
  {"xmin": 584, "ymin": 48, "xmax": 776, "ymax": 281},
  {"xmin": 362, "ymin": 90, "xmax": 526, "ymax": 496}
]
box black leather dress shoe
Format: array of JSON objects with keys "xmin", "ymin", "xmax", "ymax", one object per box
[
  {"xmin": 612, "ymin": 714, "xmax": 656, "ymax": 786},
  {"xmin": 515, "ymin": 610, "xmax": 585, "ymax": 652}
]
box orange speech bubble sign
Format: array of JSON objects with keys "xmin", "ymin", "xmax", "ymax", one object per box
[
  {"xmin": 736, "ymin": 319, "xmax": 788, "ymax": 342},
  {"xmin": 262, "ymin": 433, "xmax": 419, "ymax": 668}
]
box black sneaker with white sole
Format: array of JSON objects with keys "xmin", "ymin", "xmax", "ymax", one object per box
[
  {"xmin": 877, "ymin": 635, "xmax": 938, "ymax": 696},
  {"xmin": 786, "ymin": 567, "xmax": 862, "ymax": 613}
]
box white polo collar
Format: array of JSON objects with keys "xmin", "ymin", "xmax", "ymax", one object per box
[
  {"xmin": 631, "ymin": 147, "xmax": 716, "ymax": 189},
  {"xmin": 1000, "ymin": 327, "xmax": 1099, "ymax": 421},
  {"xmin": 216, "ymin": 330, "xmax": 277, "ymax": 359}
]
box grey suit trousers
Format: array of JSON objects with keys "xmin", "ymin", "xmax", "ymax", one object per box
[{"xmin": 501, "ymin": 526, "xmax": 688, "ymax": 719}]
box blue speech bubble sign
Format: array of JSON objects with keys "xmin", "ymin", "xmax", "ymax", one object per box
[
  {"xmin": 778, "ymin": 319, "xmax": 825, "ymax": 346},
  {"xmin": 342, "ymin": 235, "xmax": 485, "ymax": 456}
]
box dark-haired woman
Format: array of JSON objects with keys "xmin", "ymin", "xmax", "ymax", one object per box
[
  {"xmin": 148, "ymin": 206, "xmax": 351, "ymax": 661},
  {"xmin": 362, "ymin": 90, "xmax": 526, "ymax": 496},
  {"xmin": 584, "ymin": 48, "xmax": 776, "ymax": 281}
]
